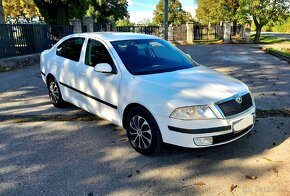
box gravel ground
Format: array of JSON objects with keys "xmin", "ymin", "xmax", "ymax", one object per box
[
  {"xmin": 0, "ymin": 44, "xmax": 289, "ymax": 195},
  {"xmin": 0, "ymin": 118, "xmax": 289, "ymax": 195}
]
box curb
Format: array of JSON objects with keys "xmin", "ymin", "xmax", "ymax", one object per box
[
  {"xmin": 0, "ymin": 53, "xmax": 40, "ymax": 72},
  {"xmin": 261, "ymin": 47, "xmax": 290, "ymax": 63}
]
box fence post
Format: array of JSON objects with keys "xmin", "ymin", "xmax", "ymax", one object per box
[
  {"xmin": 244, "ymin": 24, "xmax": 251, "ymax": 43},
  {"xmin": 106, "ymin": 23, "xmax": 111, "ymax": 31},
  {"xmin": 239, "ymin": 26, "xmax": 245, "ymax": 39},
  {"xmin": 168, "ymin": 25, "xmax": 174, "ymax": 41},
  {"xmin": 69, "ymin": 19, "xmax": 82, "ymax": 33},
  {"xmin": 186, "ymin": 22, "xmax": 194, "ymax": 44},
  {"xmin": 111, "ymin": 22, "xmax": 116, "ymax": 31},
  {"xmin": 223, "ymin": 22, "xmax": 231, "ymax": 43},
  {"xmin": 83, "ymin": 16, "xmax": 94, "ymax": 32}
]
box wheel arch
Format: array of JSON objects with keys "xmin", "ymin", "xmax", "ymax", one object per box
[
  {"xmin": 46, "ymin": 73, "xmax": 54, "ymax": 87},
  {"xmin": 122, "ymin": 103, "xmax": 152, "ymax": 129}
]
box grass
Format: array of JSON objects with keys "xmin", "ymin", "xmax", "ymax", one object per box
[
  {"xmin": 251, "ymin": 35, "xmax": 290, "ymax": 44},
  {"xmin": 267, "ymin": 48, "xmax": 290, "ymax": 58}
]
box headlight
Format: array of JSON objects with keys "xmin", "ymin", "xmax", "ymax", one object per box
[{"xmin": 170, "ymin": 105, "xmax": 217, "ymax": 120}]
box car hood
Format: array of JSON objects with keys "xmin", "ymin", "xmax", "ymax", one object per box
[{"xmin": 133, "ymin": 66, "xmax": 249, "ymax": 106}]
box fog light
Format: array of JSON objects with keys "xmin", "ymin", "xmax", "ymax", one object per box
[{"xmin": 194, "ymin": 137, "xmax": 213, "ymax": 146}]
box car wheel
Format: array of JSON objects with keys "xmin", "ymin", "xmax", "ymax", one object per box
[
  {"xmin": 48, "ymin": 77, "xmax": 65, "ymax": 108},
  {"xmin": 126, "ymin": 107, "xmax": 161, "ymax": 155}
]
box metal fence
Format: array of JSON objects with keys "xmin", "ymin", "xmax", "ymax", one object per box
[
  {"xmin": 116, "ymin": 26, "xmax": 160, "ymax": 35},
  {"xmin": 0, "ymin": 24, "xmax": 73, "ymax": 58}
]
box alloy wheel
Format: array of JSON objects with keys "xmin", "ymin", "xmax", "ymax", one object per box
[
  {"xmin": 49, "ymin": 81, "xmax": 59, "ymax": 104},
  {"xmin": 129, "ymin": 115, "xmax": 152, "ymax": 149}
]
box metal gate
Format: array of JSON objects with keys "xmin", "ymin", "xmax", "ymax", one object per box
[{"xmin": 193, "ymin": 26, "xmax": 223, "ymax": 40}]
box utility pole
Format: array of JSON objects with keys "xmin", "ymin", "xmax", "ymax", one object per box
[{"xmin": 164, "ymin": 0, "xmax": 168, "ymax": 40}]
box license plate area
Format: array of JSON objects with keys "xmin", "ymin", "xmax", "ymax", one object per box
[{"xmin": 232, "ymin": 115, "xmax": 254, "ymax": 132}]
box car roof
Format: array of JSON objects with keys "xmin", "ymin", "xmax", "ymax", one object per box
[{"xmin": 73, "ymin": 32, "xmax": 161, "ymax": 42}]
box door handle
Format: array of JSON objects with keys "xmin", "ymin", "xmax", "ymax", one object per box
[{"xmin": 80, "ymin": 72, "xmax": 86, "ymax": 77}]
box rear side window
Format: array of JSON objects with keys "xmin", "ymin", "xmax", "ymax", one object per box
[{"xmin": 56, "ymin": 37, "xmax": 85, "ymax": 62}]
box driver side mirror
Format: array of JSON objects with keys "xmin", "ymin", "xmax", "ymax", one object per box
[{"xmin": 94, "ymin": 63, "xmax": 113, "ymax": 73}]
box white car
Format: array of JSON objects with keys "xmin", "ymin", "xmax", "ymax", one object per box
[{"xmin": 40, "ymin": 32, "xmax": 256, "ymax": 155}]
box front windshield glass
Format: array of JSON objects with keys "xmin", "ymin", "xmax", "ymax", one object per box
[{"xmin": 111, "ymin": 39, "xmax": 198, "ymax": 75}]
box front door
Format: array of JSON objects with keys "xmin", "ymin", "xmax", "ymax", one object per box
[{"xmin": 77, "ymin": 38, "xmax": 121, "ymax": 124}]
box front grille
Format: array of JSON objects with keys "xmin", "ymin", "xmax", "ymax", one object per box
[
  {"xmin": 217, "ymin": 93, "xmax": 253, "ymax": 117},
  {"xmin": 213, "ymin": 125, "xmax": 252, "ymax": 144}
]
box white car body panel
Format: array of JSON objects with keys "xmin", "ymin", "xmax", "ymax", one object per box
[{"xmin": 40, "ymin": 32, "xmax": 256, "ymax": 148}]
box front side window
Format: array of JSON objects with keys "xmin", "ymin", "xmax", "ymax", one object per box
[
  {"xmin": 111, "ymin": 39, "xmax": 198, "ymax": 75},
  {"xmin": 85, "ymin": 39, "xmax": 114, "ymax": 67},
  {"xmin": 56, "ymin": 37, "xmax": 85, "ymax": 62}
]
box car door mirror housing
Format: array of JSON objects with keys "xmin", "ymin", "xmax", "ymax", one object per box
[{"xmin": 94, "ymin": 63, "xmax": 113, "ymax": 73}]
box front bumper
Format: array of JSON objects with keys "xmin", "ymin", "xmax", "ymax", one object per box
[{"xmin": 155, "ymin": 106, "xmax": 255, "ymax": 148}]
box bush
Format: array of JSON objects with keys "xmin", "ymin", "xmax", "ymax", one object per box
[{"xmin": 252, "ymin": 17, "xmax": 290, "ymax": 33}]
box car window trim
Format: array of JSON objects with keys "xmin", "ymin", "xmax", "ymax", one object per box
[
  {"xmin": 83, "ymin": 37, "xmax": 118, "ymax": 74},
  {"xmin": 56, "ymin": 37, "xmax": 85, "ymax": 62}
]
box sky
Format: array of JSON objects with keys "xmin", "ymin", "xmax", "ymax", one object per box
[{"xmin": 128, "ymin": 0, "xmax": 197, "ymax": 23}]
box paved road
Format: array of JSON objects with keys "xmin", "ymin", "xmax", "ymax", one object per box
[
  {"xmin": 0, "ymin": 44, "xmax": 289, "ymax": 195},
  {"xmin": 261, "ymin": 32, "xmax": 290, "ymax": 40},
  {"xmin": 179, "ymin": 44, "xmax": 290, "ymax": 110}
]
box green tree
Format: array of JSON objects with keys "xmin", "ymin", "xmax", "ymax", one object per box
[
  {"xmin": 271, "ymin": 16, "xmax": 290, "ymax": 33},
  {"xmin": 196, "ymin": 0, "xmax": 224, "ymax": 39},
  {"xmin": 34, "ymin": 0, "xmax": 89, "ymax": 24},
  {"xmin": 138, "ymin": 18, "xmax": 157, "ymax": 25},
  {"xmin": 153, "ymin": 0, "xmax": 192, "ymax": 26},
  {"xmin": 237, "ymin": 0, "xmax": 290, "ymax": 42},
  {"xmin": 86, "ymin": 0, "xmax": 129, "ymax": 24},
  {"xmin": 221, "ymin": 0, "xmax": 239, "ymax": 35},
  {"xmin": 196, "ymin": 0, "xmax": 223, "ymax": 26},
  {"xmin": 3, "ymin": 0, "xmax": 41, "ymax": 23},
  {"xmin": 116, "ymin": 18, "xmax": 135, "ymax": 26},
  {"xmin": 0, "ymin": 0, "xmax": 4, "ymax": 23}
]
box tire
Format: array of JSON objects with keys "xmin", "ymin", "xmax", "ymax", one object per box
[
  {"xmin": 47, "ymin": 77, "xmax": 65, "ymax": 108},
  {"xmin": 126, "ymin": 107, "xmax": 162, "ymax": 155}
]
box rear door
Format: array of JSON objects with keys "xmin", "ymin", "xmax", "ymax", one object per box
[{"xmin": 54, "ymin": 37, "xmax": 85, "ymax": 102}]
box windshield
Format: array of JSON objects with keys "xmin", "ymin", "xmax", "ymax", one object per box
[{"xmin": 111, "ymin": 39, "xmax": 198, "ymax": 75}]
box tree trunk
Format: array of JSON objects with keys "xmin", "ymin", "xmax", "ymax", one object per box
[
  {"xmin": 0, "ymin": 0, "xmax": 5, "ymax": 24},
  {"xmin": 254, "ymin": 25, "xmax": 262, "ymax": 43},
  {"xmin": 253, "ymin": 15, "xmax": 263, "ymax": 43}
]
